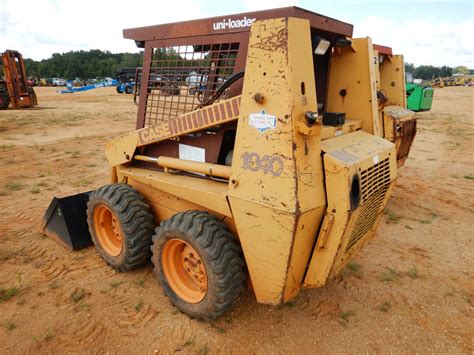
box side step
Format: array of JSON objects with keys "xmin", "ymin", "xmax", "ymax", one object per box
[{"xmin": 41, "ymin": 192, "xmax": 93, "ymax": 250}]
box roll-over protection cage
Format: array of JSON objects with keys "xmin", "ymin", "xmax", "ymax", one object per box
[{"xmin": 123, "ymin": 6, "xmax": 353, "ymax": 129}]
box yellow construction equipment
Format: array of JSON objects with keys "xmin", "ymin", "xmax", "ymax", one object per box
[
  {"xmin": 42, "ymin": 7, "xmax": 416, "ymax": 321},
  {"xmin": 430, "ymin": 77, "xmax": 445, "ymax": 88}
]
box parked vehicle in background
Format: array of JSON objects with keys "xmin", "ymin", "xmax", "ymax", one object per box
[
  {"xmin": 116, "ymin": 74, "xmax": 179, "ymax": 96},
  {"xmin": 52, "ymin": 78, "xmax": 66, "ymax": 86},
  {"xmin": 149, "ymin": 74, "xmax": 172, "ymax": 89},
  {"xmin": 405, "ymin": 72, "xmax": 434, "ymax": 112},
  {"xmin": 0, "ymin": 50, "xmax": 37, "ymax": 109},
  {"xmin": 27, "ymin": 76, "xmax": 38, "ymax": 86},
  {"xmin": 116, "ymin": 81, "xmax": 136, "ymax": 94},
  {"xmin": 38, "ymin": 78, "xmax": 54, "ymax": 86},
  {"xmin": 185, "ymin": 71, "xmax": 207, "ymax": 87}
]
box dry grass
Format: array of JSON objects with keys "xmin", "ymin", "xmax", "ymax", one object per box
[
  {"xmin": 70, "ymin": 289, "xmax": 86, "ymax": 303},
  {"xmin": 0, "ymin": 286, "xmax": 20, "ymax": 302},
  {"xmin": 339, "ymin": 310, "xmax": 355, "ymax": 322},
  {"xmin": 5, "ymin": 182, "xmax": 24, "ymax": 191}
]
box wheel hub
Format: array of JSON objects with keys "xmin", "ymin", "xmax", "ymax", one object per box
[
  {"xmin": 93, "ymin": 205, "xmax": 123, "ymax": 256},
  {"xmin": 182, "ymin": 245, "xmax": 206, "ymax": 290},
  {"xmin": 162, "ymin": 239, "xmax": 208, "ymax": 303}
]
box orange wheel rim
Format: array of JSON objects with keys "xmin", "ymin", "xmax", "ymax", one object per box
[
  {"xmin": 162, "ymin": 239, "xmax": 207, "ymax": 303},
  {"xmin": 93, "ymin": 205, "xmax": 123, "ymax": 256}
]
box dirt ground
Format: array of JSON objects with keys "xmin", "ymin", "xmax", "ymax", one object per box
[{"xmin": 0, "ymin": 86, "xmax": 472, "ymax": 353}]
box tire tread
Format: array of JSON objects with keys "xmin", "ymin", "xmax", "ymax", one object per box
[
  {"xmin": 151, "ymin": 210, "xmax": 246, "ymax": 321},
  {"xmin": 87, "ymin": 183, "xmax": 155, "ymax": 272}
]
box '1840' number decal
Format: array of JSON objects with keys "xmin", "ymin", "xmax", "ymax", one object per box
[{"xmin": 241, "ymin": 152, "xmax": 284, "ymax": 177}]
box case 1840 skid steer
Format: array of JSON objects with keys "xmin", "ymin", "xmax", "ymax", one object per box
[{"xmin": 42, "ymin": 7, "xmax": 417, "ymax": 321}]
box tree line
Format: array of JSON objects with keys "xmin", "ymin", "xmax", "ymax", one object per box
[
  {"xmin": 404, "ymin": 63, "xmax": 471, "ymax": 80},
  {"xmin": 24, "ymin": 50, "xmax": 144, "ymax": 79},
  {"xmin": 23, "ymin": 49, "xmax": 471, "ymax": 80},
  {"xmin": 24, "ymin": 48, "xmax": 235, "ymax": 79}
]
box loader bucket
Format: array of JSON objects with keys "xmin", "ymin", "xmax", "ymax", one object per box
[{"xmin": 41, "ymin": 192, "xmax": 93, "ymax": 250}]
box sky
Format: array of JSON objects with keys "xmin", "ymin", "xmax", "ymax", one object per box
[{"xmin": 1, "ymin": 0, "xmax": 472, "ymax": 67}]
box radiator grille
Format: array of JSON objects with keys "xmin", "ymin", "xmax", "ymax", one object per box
[
  {"xmin": 360, "ymin": 158, "xmax": 390, "ymax": 201},
  {"xmin": 144, "ymin": 43, "xmax": 239, "ymax": 126},
  {"xmin": 346, "ymin": 184, "xmax": 389, "ymax": 251},
  {"xmin": 346, "ymin": 158, "xmax": 392, "ymax": 251}
]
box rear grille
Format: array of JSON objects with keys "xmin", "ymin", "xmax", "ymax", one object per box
[
  {"xmin": 346, "ymin": 184, "xmax": 389, "ymax": 251},
  {"xmin": 397, "ymin": 118, "xmax": 417, "ymax": 162},
  {"xmin": 360, "ymin": 158, "xmax": 390, "ymax": 201},
  {"xmin": 346, "ymin": 158, "xmax": 392, "ymax": 251}
]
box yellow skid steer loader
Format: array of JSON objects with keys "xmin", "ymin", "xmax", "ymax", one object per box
[{"xmin": 42, "ymin": 7, "xmax": 416, "ymax": 321}]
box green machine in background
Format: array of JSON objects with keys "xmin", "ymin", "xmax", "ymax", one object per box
[{"xmin": 406, "ymin": 73, "xmax": 434, "ymax": 112}]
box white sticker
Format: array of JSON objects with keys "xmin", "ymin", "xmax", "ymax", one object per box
[
  {"xmin": 179, "ymin": 144, "xmax": 206, "ymax": 176},
  {"xmin": 373, "ymin": 155, "xmax": 379, "ymax": 164},
  {"xmin": 179, "ymin": 144, "xmax": 205, "ymax": 162},
  {"xmin": 335, "ymin": 130, "xmax": 342, "ymax": 137},
  {"xmin": 248, "ymin": 110, "xmax": 277, "ymax": 132}
]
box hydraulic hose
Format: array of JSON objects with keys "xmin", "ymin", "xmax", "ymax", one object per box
[{"xmin": 197, "ymin": 70, "xmax": 245, "ymax": 108}]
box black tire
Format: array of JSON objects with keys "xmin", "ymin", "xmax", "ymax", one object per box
[
  {"xmin": 125, "ymin": 85, "xmax": 133, "ymax": 94},
  {"xmin": 151, "ymin": 211, "xmax": 246, "ymax": 321},
  {"xmin": 0, "ymin": 85, "xmax": 10, "ymax": 110},
  {"xmin": 198, "ymin": 90, "xmax": 212, "ymax": 103},
  {"xmin": 87, "ymin": 184, "xmax": 155, "ymax": 271},
  {"xmin": 188, "ymin": 87, "xmax": 197, "ymax": 95},
  {"xmin": 116, "ymin": 86, "xmax": 123, "ymax": 94},
  {"xmin": 197, "ymin": 92, "xmax": 205, "ymax": 103}
]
